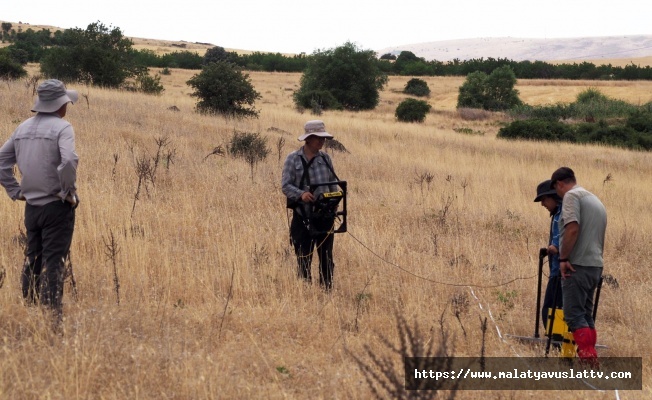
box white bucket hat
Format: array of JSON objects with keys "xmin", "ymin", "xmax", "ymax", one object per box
[
  {"xmin": 31, "ymin": 79, "xmax": 78, "ymax": 113},
  {"xmin": 298, "ymin": 120, "xmax": 334, "ymax": 141}
]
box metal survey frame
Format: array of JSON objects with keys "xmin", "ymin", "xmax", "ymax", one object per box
[{"xmin": 306, "ymin": 180, "xmax": 347, "ymax": 235}]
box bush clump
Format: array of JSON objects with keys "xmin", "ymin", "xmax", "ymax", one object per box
[
  {"xmin": 227, "ymin": 131, "xmax": 270, "ymax": 181},
  {"xmin": 187, "ymin": 62, "xmax": 260, "ymax": 117},
  {"xmin": 135, "ymin": 73, "xmax": 164, "ymax": 95},
  {"xmin": 403, "ymin": 78, "xmax": 430, "ymax": 97},
  {"xmin": 498, "ymin": 111, "xmax": 652, "ymax": 151},
  {"xmin": 293, "ymin": 89, "xmax": 343, "ymax": 111},
  {"xmin": 395, "ymin": 98, "xmax": 432, "ymax": 123},
  {"xmin": 509, "ymin": 88, "xmax": 638, "ymax": 121}
]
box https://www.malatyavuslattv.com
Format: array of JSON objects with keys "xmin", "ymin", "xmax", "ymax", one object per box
[{"xmin": 405, "ymin": 357, "xmax": 642, "ymax": 390}]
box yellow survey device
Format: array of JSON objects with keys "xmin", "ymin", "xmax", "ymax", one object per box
[
  {"xmin": 322, "ymin": 191, "xmax": 343, "ymax": 199},
  {"xmin": 546, "ymin": 309, "xmax": 577, "ymax": 358}
]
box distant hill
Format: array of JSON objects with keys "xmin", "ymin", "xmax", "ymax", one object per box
[{"xmin": 377, "ymin": 35, "xmax": 652, "ymax": 64}]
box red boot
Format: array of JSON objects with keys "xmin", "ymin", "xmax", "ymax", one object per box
[{"xmin": 573, "ymin": 327, "xmax": 599, "ymax": 368}]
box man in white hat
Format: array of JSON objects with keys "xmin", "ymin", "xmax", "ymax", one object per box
[
  {"xmin": 282, "ymin": 120, "xmax": 339, "ymax": 290},
  {"xmin": 0, "ymin": 79, "xmax": 79, "ymax": 329}
]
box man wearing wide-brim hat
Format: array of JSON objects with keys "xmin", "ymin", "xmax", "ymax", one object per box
[
  {"xmin": 281, "ymin": 120, "xmax": 339, "ymax": 290},
  {"xmin": 0, "ymin": 79, "xmax": 80, "ymax": 330}
]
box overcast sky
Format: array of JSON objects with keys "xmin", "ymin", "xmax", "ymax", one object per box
[{"xmin": 4, "ymin": 0, "xmax": 651, "ymax": 54}]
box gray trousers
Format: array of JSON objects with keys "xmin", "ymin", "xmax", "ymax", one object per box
[{"xmin": 561, "ymin": 265, "xmax": 602, "ymax": 331}]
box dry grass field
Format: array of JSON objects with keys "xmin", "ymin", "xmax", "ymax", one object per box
[{"xmin": 1, "ymin": 58, "xmax": 652, "ymax": 399}]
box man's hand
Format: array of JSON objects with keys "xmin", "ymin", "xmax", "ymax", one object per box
[
  {"xmin": 300, "ymin": 191, "xmax": 315, "ymax": 203},
  {"xmin": 16, "ymin": 193, "xmax": 26, "ymax": 201},
  {"xmin": 547, "ymin": 245, "xmax": 558, "ymax": 255},
  {"xmin": 65, "ymin": 193, "xmax": 79, "ymax": 208},
  {"xmin": 560, "ymin": 261, "xmax": 575, "ymax": 279}
]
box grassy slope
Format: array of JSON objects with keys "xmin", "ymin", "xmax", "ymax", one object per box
[{"xmin": 0, "ymin": 41, "xmax": 651, "ymax": 399}]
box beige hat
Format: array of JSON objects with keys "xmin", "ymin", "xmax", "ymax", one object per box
[
  {"xmin": 31, "ymin": 79, "xmax": 78, "ymax": 113},
  {"xmin": 298, "ymin": 120, "xmax": 334, "ymax": 141}
]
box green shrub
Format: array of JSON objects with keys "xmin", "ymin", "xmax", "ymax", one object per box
[
  {"xmin": 498, "ymin": 116, "xmax": 652, "ymax": 151},
  {"xmin": 0, "ymin": 53, "xmax": 27, "ymax": 79},
  {"xmin": 136, "ymin": 73, "xmax": 164, "ymax": 95},
  {"xmin": 395, "ymin": 98, "xmax": 431, "ymax": 123},
  {"xmin": 509, "ymin": 89, "xmax": 639, "ymax": 121},
  {"xmin": 228, "ymin": 131, "xmax": 270, "ymax": 161},
  {"xmin": 497, "ymin": 119, "xmax": 576, "ymax": 142},
  {"xmin": 187, "ymin": 62, "xmax": 260, "ymax": 117},
  {"xmin": 293, "ymin": 89, "xmax": 343, "ymax": 111},
  {"xmin": 404, "ymin": 78, "xmax": 430, "ymax": 97},
  {"xmin": 575, "ymin": 87, "xmax": 609, "ymax": 104},
  {"xmin": 227, "ymin": 131, "xmax": 270, "ymax": 180},
  {"xmin": 627, "ymin": 110, "xmax": 652, "ymax": 133}
]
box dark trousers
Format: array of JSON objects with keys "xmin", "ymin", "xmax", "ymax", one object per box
[
  {"xmin": 562, "ymin": 265, "xmax": 602, "ymax": 331},
  {"xmin": 290, "ymin": 213, "xmax": 335, "ymax": 289},
  {"xmin": 22, "ymin": 200, "xmax": 75, "ymax": 314},
  {"xmin": 542, "ymin": 275, "xmax": 564, "ymax": 329}
]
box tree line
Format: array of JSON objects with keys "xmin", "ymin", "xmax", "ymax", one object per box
[{"xmin": 3, "ymin": 22, "xmax": 652, "ymax": 80}]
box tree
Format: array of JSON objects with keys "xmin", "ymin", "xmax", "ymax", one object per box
[
  {"xmin": 380, "ymin": 53, "xmax": 396, "ymax": 60},
  {"xmin": 203, "ymin": 46, "xmax": 239, "ymax": 65},
  {"xmin": 483, "ymin": 65, "xmax": 522, "ymax": 110},
  {"xmin": 1, "ymin": 22, "xmax": 12, "ymax": 42},
  {"xmin": 187, "ymin": 61, "xmax": 261, "ymax": 117},
  {"xmin": 457, "ymin": 71, "xmax": 487, "ymax": 109},
  {"xmin": 40, "ymin": 21, "xmax": 143, "ymax": 87},
  {"xmin": 395, "ymin": 98, "xmax": 431, "ymax": 122},
  {"xmin": 457, "ymin": 66, "xmax": 521, "ymax": 111},
  {"xmin": 293, "ymin": 42, "xmax": 388, "ymax": 111}
]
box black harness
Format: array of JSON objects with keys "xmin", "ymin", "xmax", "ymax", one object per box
[
  {"xmin": 287, "ymin": 152, "xmax": 346, "ymax": 237},
  {"xmin": 287, "ymin": 152, "xmax": 338, "ymax": 210}
]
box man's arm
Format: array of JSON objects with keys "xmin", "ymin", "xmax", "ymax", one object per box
[
  {"xmin": 0, "ymin": 137, "xmax": 22, "ymax": 200},
  {"xmin": 559, "ymin": 221, "xmax": 579, "ymax": 278},
  {"xmin": 57, "ymin": 125, "xmax": 79, "ymax": 201},
  {"xmin": 281, "ymin": 153, "xmax": 304, "ymax": 202}
]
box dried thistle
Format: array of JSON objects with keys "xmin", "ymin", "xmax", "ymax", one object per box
[
  {"xmin": 102, "ymin": 231, "xmax": 121, "ymax": 305},
  {"xmin": 347, "ymin": 310, "xmax": 456, "ymax": 399},
  {"xmin": 0, "ymin": 265, "xmax": 5, "ymax": 289},
  {"xmin": 204, "ymin": 145, "xmax": 226, "ymax": 161}
]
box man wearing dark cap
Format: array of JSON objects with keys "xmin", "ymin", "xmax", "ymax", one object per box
[
  {"xmin": 282, "ymin": 120, "xmax": 339, "ymax": 290},
  {"xmin": 551, "ymin": 167, "xmax": 606, "ymax": 367},
  {"xmin": 0, "ymin": 79, "xmax": 79, "ymax": 329},
  {"xmin": 534, "ymin": 180, "xmax": 563, "ymax": 330}
]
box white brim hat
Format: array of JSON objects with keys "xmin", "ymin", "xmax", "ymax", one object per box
[
  {"xmin": 298, "ymin": 120, "xmax": 334, "ymax": 141},
  {"xmin": 31, "ymin": 79, "xmax": 78, "ymax": 113}
]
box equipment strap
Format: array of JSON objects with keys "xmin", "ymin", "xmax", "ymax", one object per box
[
  {"xmin": 298, "ymin": 156, "xmax": 315, "ymax": 189},
  {"xmin": 298, "ymin": 152, "xmax": 339, "ymax": 189}
]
